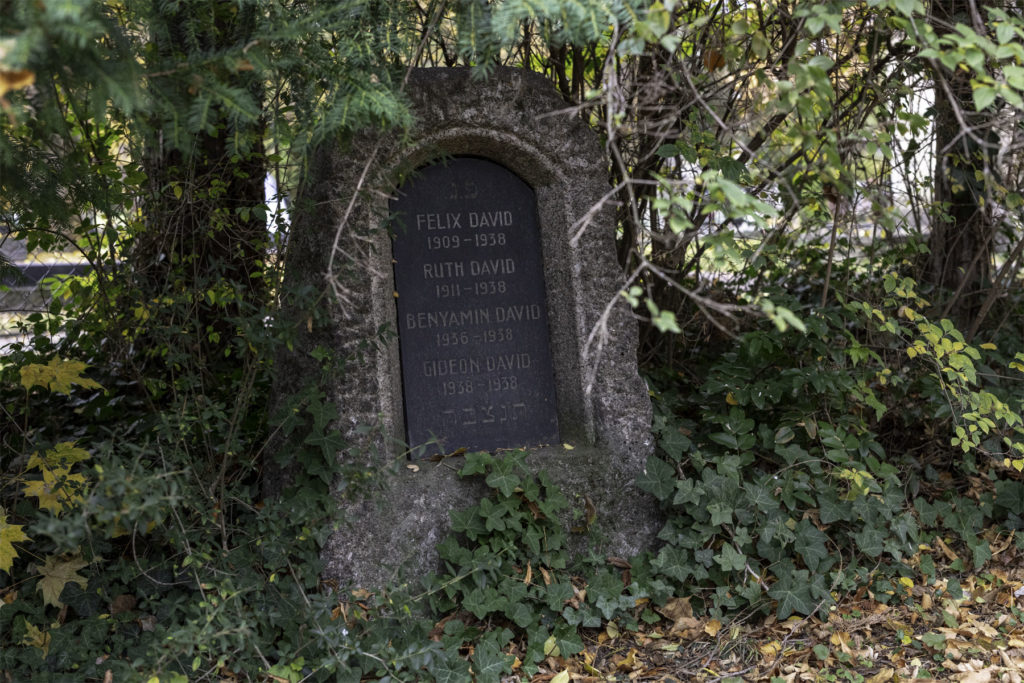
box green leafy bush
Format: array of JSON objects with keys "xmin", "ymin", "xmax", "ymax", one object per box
[
  {"xmin": 0, "ymin": 291, "xmax": 454, "ymax": 680},
  {"xmin": 424, "ymin": 451, "xmax": 581, "ymax": 677},
  {"xmin": 637, "ymin": 277, "xmax": 1024, "ymax": 620}
]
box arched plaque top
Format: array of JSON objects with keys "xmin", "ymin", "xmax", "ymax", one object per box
[{"xmin": 390, "ymin": 157, "xmax": 559, "ymax": 456}]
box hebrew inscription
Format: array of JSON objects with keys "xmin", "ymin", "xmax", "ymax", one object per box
[{"xmin": 390, "ymin": 157, "xmax": 559, "ymax": 456}]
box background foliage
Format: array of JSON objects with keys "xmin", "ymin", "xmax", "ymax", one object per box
[{"xmin": 2, "ymin": 0, "xmax": 1023, "ymax": 680}]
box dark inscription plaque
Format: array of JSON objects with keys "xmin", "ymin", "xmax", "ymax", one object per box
[{"xmin": 390, "ymin": 157, "xmax": 559, "ymax": 456}]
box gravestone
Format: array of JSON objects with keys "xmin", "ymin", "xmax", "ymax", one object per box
[
  {"xmin": 391, "ymin": 157, "xmax": 559, "ymax": 455},
  {"xmin": 274, "ymin": 67, "xmax": 659, "ymax": 588}
]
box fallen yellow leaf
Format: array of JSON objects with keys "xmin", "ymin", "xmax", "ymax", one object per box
[
  {"xmin": 657, "ymin": 596, "xmax": 693, "ymax": 620},
  {"xmin": 615, "ymin": 648, "xmax": 639, "ymax": 671},
  {"xmin": 20, "ymin": 622, "xmax": 50, "ymax": 656},
  {"xmin": 759, "ymin": 640, "xmax": 781, "ymax": 658},
  {"xmin": 830, "ymin": 631, "xmax": 854, "ymax": 654},
  {"xmin": 936, "ymin": 537, "xmax": 959, "ymax": 561},
  {"xmin": 866, "ymin": 668, "xmax": 895, "ymax": 683},
  {"xmin": 539, "ymin": 566, "xmax": 552, "ymax": 586},
  {"xmin": 704, "ymin": 618, "xmax": 723, "ymax": 636}
]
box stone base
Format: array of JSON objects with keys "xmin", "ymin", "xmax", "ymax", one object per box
[{"xmin": 322, "ymin": 445, "xmax": 662, "ymax": 589}]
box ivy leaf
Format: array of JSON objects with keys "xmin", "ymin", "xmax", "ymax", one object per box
[
  {"xmin": 463, "ymin": 586, "xmax": 502, "ymax": 619},
  {"xmin": 995, "ymin": 481, "xmax": 1024, "ymax": 515},
  {"xmin": 302, "ymin": 429, "xmax": 345, "ymax": 459},
  {"xmin": 585, "ymin": 568, "xmax": 631, "ymax": 619},
  {"xmin": 544, "ymin": 581, "xmax": 574, "ymax": 611},
  {"xmin": 430, "ymin": 656, "xmax": 472, "ymax": 683},
  {"xmin": 818, "ymin": 494, "xmax": 850, "ymax": 524},
  {"xmin": 890, "ymin": 511, "xmax": 919, "ymax": 547},
  {"xmin": 636, "ymin": 456, "xmax": 676, "ymax": 501},
  {"xmin": 744, "ymin": 481, "xmax": 777, "ymax": 513},
  {"xmin": 522, "ymin": 524, "xmax": 543, "ymax": 555},
  {"xmin": 714, "ymin": 544, "xmax": 746, "ymax": 572},
  {"xmin": 472, "ymin": 640, "xmax": 513, "ymax": 683},
  {"xmin": 485, "ymin": 460, "xmax": 521, "ymax": 498},
  {"xmin": 852, "ymin": 527, "xmax": 884, "ymax": 557},
  {"xmin": 587, "ymin": 569, "xmax": 623, "ymax": 605},
  {"xmin": 23, "ymin": 466, "xmax": 86, "ymax": 515},
  {"xmin": 708, "ymin": 432, "xmax": 739, "ymax": 449},
  {"xmin": 459, "ymin": 451, "xmax": 493, "ymax": 477},
  {"xmin": 652, "ymin": 545, "xmax": 691, "ymax": 582},
  {"xmin": 552, "ymin": 623, "xmax": 584, "ymax": 657},
  {"xmin": 920, "ymin": 631, "xmax": 948, "ymax": 651},
  {"xmin": 478, "ymin": 498, "xmax": 507, "ymax": 532},
  {"xmin": 794, "ymin": 520, "xmax": 829, "ymax": 572},
  {"xmin": 449, "ymin": 508, "xmax": 486, "ymax": 541},
  {"xmin": 657, "ymin": 423, "xmax": 691, "ymax": 460},
  {"xmin": 673, "ymin": 478, "xmax": 703, "ymax": 506},
  {"xmin": 0, "ymin": 507, "xmax": 30, "ymax": 575},
  {"xmin": 768, "ymin": 569, "xmax": 816, "ymax": 619},
  {"xmin": 707, "ymin": 502, "xmax": 733, "ymax": 526},
  {"xmin": 506, "ymin": 601, "xmax": 536, "ymax": 629},
  {"xmin": 969, "ymin": 537, "xmax": 991, "ymax": 569},
  {"xmin": 60, "ymin": 580, "xmax": 103, "ymax": 617},
  {"xmin": 36, "ymin": 553, "xmax": 89, "ymax": 608}
]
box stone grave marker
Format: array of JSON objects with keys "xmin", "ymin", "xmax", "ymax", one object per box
[
  {"xmin": 390, "ymin": 157, "xmax": 559, "ymax": 456},
  {"xmin": 273, "ymin": 67, "xmax": 660, "ymax": 588}
]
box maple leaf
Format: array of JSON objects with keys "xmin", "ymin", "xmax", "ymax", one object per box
[
  {"xmin": 20, "ymin": 622, "xmax": 50, "ymax": 657},
  {"xmin": 36, "ymin": 553, "xmax": 88, "ymax": 608},
  {"xmin": 27, "ymin": 441, "xmax": 91, "ymax": 471},
  {"xmin": 0, "ymin": 507, "xmax": 30, "ymax": 575},
  {"xmin": 19, "ymin": 356, "xmax": 103, "ymax": 394},
  {"xmin": 23, "ymin": 466, "xmax": 86, "ymax": 515}
]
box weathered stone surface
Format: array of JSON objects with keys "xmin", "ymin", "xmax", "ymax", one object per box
[{"xmin": 273, "ymin": 67, "xmax": 658, "ymax": 588}]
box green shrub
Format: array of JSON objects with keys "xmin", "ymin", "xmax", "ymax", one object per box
[{"xmin": 637, "ymin": 277, "xmax": 1024, "ymax": 619}]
